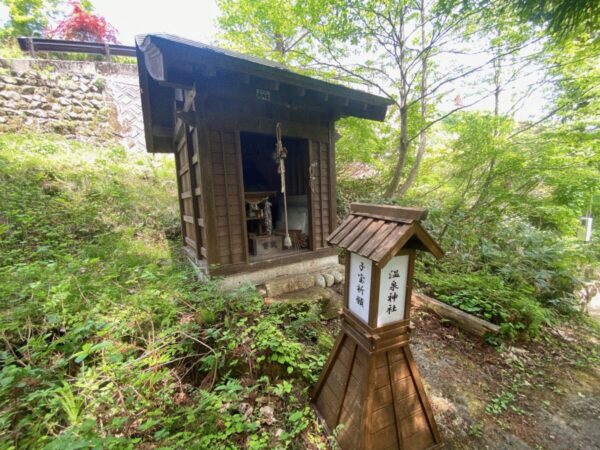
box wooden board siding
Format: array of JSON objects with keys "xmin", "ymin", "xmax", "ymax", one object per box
[
  {"xmin": 172, "ymin": 89, "xmax": 208, "ymax": 262},
  {"xmin": 312, "ymin": 335, "xmax": 440, "ymax": 449},
  {"xmin": 186, "ymin": 123, "xmax": 207, "ymax": 259},
  {"xmin": 310, "ymin": 140, "xmax": 333, "ymax": 250},
  {"xmin": 208, "ymin": 129, "xmax": 246, "ymax": 265},
  {"xmin": 174, "ymin": 119, "xmax": 197, "ymax": 257},
  {"xmin": 336, "ymin": 340, "xmax": 369, "ymax": 449}
]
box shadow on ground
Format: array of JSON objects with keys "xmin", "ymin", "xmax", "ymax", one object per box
[{"xmin": 410, "ymin": 306, "xmax": 600, "ymax": 450}]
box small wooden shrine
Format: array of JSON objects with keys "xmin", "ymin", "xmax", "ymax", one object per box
[
  {"xmin": 135, "ymin": 34, "xmax": 392, "ymax": 284},
  {"xmin": 312, "ymin": 203, "xmax": 443, "ymax": 450}
]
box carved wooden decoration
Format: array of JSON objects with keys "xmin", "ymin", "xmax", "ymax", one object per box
[{"xmin": 312, "ymin": 203, "xmax": 444, "ymax": 450}]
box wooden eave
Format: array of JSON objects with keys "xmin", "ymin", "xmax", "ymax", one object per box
[
  {"xmin": 135, "ymin": 33, "xmax": 393, "ymax": 153},
  {"xmin": 327, "ymin": 203, "xmax": 443, "ymax": 265}
]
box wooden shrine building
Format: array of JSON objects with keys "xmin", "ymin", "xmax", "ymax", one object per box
[{"xmin": 135, "ymin": 34, "xmax": 393, "ymax": 285}]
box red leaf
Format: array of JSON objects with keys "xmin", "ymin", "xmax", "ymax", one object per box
[{"xmin": 48, "ymin": 1, "xmax": 119, "ymax": 44}]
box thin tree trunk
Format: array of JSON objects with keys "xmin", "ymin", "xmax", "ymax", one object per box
[
  {"xmin": 384, "ymin": 6, "xmax": 408, "ymax": 198},
  {"xmin": 438, "ymin": 171, "xmax": 476, "ymax": 242},
  {"xmin": 384, "ymin": 104, "xmax": 409, "ymax": 198},
  {"xmin": 493, "ymin": 50, "xmax": 501, "ymax": 117},
  {"xmin": 469, "ymin": 36, "xmax": 502, "ymax": 212},
  {"xmin": 398, "ymin": 0, "xmax": 429, "ymax": 197}
]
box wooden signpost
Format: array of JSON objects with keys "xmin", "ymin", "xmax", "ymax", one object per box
[{"xmin": 312, "ymin": 203, "xmax": 444, "ymax": 450}]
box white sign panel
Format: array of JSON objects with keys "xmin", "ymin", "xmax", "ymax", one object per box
[
  {"xmin": 377, "ymin": 255, "xmax": 409, "ymax": 327},
  {"xmin": 348, "ymin": 252, "xmax": 372, "ymax": 324}
]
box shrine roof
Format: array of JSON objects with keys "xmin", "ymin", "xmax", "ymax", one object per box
[
  {"xmin": 327, "ymin": 203, "xmax": 443, "ymax": 264},
  {"xmin": 135, "ymin": 34, "xmax": 393, "ymax": 153}
]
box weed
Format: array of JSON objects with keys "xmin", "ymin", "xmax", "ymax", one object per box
[
  {"xmin": 468, "ymin": 422, "xmax": 483, "ymax": 437},
  {"xmin": 0, "ymin": 133, "xmax": 330, "ymax": 448},
  {"xmin": 485, "ymin": 391, "xmax": 515, "ymax": 415}
]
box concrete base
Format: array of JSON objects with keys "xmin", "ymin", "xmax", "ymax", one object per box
[{"xmin": 216, "ymin": 254, "xmax": 340, "ymax": 291}]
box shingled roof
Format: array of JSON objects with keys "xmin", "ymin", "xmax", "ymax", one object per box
[
  {"xmin": 327, "ymin": 203, "xmax": 443, "ymax": 266},
  {"xmin": 135, "ymin": 34, "xmax": 394, "ymax": 153}
]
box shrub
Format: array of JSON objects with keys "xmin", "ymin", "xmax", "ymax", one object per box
[{"xmin": 0, "ymin": 133, "xmax": 330, "ymax": 448}]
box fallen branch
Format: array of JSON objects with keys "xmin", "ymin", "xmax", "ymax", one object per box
[{"xmin": 412, "ymin": 292, "xmax": 500, "ymax": 338}]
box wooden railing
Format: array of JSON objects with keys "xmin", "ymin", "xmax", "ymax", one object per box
[{"xmin": 17, "ymin": 37, "xmax": 136, "ymax": 61}]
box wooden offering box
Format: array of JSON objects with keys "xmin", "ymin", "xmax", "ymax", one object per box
[
  {"xmin": 312, "ymin": 203, "xmax": 444, "ymax": 450},
  {"xmin": 249, "ymin": 234, "xmax": 283, "ymax": 256}
]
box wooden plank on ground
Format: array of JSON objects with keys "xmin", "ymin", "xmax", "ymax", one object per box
[{"xmin": 412, "ymin": 293, "xmax": 500, "ymax": 337}]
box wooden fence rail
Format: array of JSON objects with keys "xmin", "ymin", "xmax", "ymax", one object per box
[{"xmin": 16, "ymin": 37, "xmax": 136, "ymax": 61}]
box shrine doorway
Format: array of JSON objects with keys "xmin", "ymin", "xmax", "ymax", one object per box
[{"xmin": 240, "ymin": 132, "xmax": 311, "ymax": 262}]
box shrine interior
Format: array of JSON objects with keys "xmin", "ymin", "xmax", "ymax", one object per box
[{"xmin": 240, "ymin": 132, "xmax": 311, "ymax": 261}]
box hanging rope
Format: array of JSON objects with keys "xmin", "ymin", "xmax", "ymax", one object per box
[{"xmin": 275, "ymin": 123, "xmax": 292, "ymax": 248}]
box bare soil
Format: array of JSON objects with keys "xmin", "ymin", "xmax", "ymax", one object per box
[{"xmin": 410, "ymin": 307, "xmax": 600, "ymax": 450}]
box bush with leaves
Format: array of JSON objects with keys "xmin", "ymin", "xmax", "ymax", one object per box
[{"xmin": 0, "ymin": 133, "xmax": 332, "ymax": 448}]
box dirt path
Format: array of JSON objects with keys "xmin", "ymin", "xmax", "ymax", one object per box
[{"xmin": 410, "ymin": 307, "xmax": 600, "ymax": 449}]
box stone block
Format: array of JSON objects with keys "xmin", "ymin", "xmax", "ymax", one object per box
[
  {"xmin": 333, "ymin": 271, "xmax": 344, "ymax": 283},
  {"xmin": 323, "ymin": 273, "xmax": 335, "ymax": 287},
  {"xmin": 1, "ymin": 91, "xmax": 20, "ymax": 101},
  {"xmin": 267, "ymin": 286, "xmax": 342, "ymax": 321},
  {"xmin": 264, "ymin": 273, "xmax": 315, "ymax": 297},
  {"xmin": 314, "ymin": 274, "xmax": 326, "ymax": 288},
  {"xmin": 1, "ymin": 76, "xmax": 17, "ymax": 85},
  {"xmin": 322, "ymin": 289, "xmax": 343, "ymax": 320}
]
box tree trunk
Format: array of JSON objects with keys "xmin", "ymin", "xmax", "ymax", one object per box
[
  {"xmin": 397, "ymin": 0, "xmax": 429, "ymax": 197},
  {"xmin": 384, "ymin": 104, "xmax": 409, "ymax": 198},
  {"xmin": 469, "ymin": 37, "xmax": 502, "ymax": 212},
  {"xmin": 397, "ymin": 131, "xmax": 426, "ymax": 197},
  {"xmin": 384, "ymin": 6, "xmax": 408, "ymax": 199}
]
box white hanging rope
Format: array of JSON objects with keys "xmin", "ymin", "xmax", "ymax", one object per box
[{"xmin": 276, "ymin": 123, "xmax": 292, "ymax": 249}]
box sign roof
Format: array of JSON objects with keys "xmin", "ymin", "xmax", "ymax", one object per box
[{"xmin": 327, "ymin": 203, "xmax": 443, "ymax": 265}]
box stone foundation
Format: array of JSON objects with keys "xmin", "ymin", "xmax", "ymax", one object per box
[{"xmin": 210, "ymin": 254, "xmax": 342, "ymax": 291}]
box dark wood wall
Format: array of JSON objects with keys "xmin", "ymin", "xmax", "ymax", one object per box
[
  {"xmin": 310, "ymin": 138, "xmax": 335, "ymax": 249},
  {"xmin": 208, "ymin": 129, "xmax": 247, "ymax": 265},
  {"xmin": 173, "ymin": 77, "xmax": 337, "ymax": 272},
  {"xmin": 173, "ymin": 89, "xmax": 208, "ymax": 266}
]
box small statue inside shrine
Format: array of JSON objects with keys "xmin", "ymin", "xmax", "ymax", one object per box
[{"xmin": 264, "ymin": 199, "xmax": 273, "ymax": 236}]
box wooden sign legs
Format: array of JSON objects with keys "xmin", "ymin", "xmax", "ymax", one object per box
[{"xmin": 311, "ymin": 316, "xmax": 442, "ymax": 449}]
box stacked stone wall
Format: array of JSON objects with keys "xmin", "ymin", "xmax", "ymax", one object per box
[{"xmin": 0, "ymin": 59, "xmax": 145, "ymax": 151}]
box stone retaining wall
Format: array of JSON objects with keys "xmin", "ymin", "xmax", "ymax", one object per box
[{"xmin": 0, "ymin": 58, "xmax": 145, "ymax": 151}]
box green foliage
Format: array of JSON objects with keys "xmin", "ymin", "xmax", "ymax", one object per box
[
  {"xmin": 485, "ymin": 390, "xmax": 515, "ymax": 415},
  {"xmin": 216, "ymin": 0, "xmax": 316, "ymax": 66},
  {"xmin": 0, "ymin": 133, "xmax": 330, "ymax": 448},
  {"xmin": 508, "ymin": 0, "xmax": 600, "ymax": 38},
  {"xmin": 419, "ymin": 269, "xmax": 554, "ymax": 339},
  {"xmin": 336, "ymin": 117, "xmax": 391, "ymax": 167},
  {"xmin": 0, "ymin": 0, "xmax": 59, "ymax": 37},
  {"xmin": 338, "ymin": 107, "xmax": 598, "ymax": 339}
]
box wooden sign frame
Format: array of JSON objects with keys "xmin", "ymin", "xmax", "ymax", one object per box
[
  {"xmin": 343, "ymin": 249, "xmax": 416, "ymax": 327},
  {"xmin": 312, "ymin": 204, "xmax": 443, "ymax": 450}
]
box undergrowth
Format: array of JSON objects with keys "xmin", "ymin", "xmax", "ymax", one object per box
[
  {"xmin": 415, "ymin": 211, "xmax": 598, "ymax": 340},
  {"xmin": 0, "ymin": 133, "xmax": 331, "ymax": 449},
  {"xmin": 1, "ymin": 131, "xmax": 596, "ymax": 448}
]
